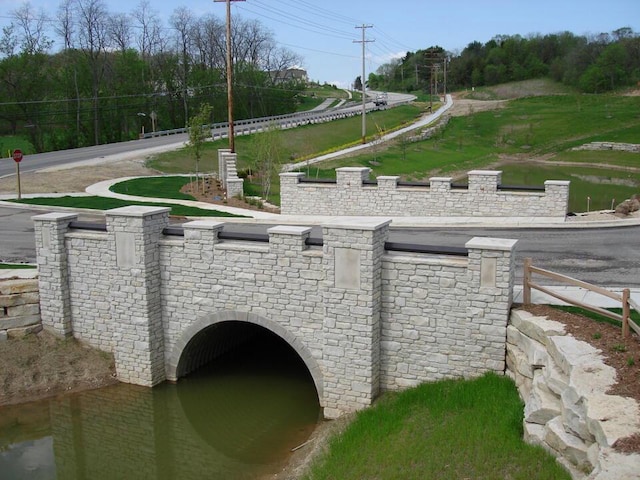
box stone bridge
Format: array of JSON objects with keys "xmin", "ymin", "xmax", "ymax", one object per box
[{"xmin": 34, "ymin": 207, "xmax": 517, "ymax": 418}]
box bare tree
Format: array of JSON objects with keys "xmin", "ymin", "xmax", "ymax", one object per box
[
  {"xmin": 12, "ymin": 3, "xmax": 53, "ymax": 54},
  {"xmin": 109, "ymin": 13, "xmax": 133, "ymax": 53},
  {"xmin": 76, "ymin": 0, "xmax": 110, "ymax": 145},
  {"xmin": 193, "ymin": 15, "xmax": 226, "ymax": 70},
  {"xmin": 170, "ymin": 7, "xmax": 196, "ymax": 124}
]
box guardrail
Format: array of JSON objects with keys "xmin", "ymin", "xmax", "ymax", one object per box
[
  {"xmin": 523, "ymin": 257, "xmax": 639, "ymax": 338},
  {"xmin": 141, "ymin": 97, "xmax": 414, "ymax": 140}
]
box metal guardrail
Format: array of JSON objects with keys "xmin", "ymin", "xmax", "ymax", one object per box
[{"xmin": 140, "ymin": 98, "xmax": 407, "ymax": 140}]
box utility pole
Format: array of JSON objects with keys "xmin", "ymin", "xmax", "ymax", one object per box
[
  {"xmin": 214, "ymin": 0, "xmax": 245, "ymax": 153},
  {"xmin": 354, "ymin": 24, "xmax": 373, "ymax": 144}
]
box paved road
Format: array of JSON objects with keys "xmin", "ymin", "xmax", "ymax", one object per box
[{"xmin": 2, "ymin": 206, "xmax": 637, "ymax": 287}]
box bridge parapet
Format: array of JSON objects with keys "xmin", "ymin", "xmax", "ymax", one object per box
[
  {"xmin": 34, "ymin": 208, "xmax": 518, "ymax": 419},
  {"xmin": 280, "ymin": 167, "xmax": 570, "ymax": 217}
]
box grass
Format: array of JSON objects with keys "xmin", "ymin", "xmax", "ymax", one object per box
[
  {"xmin": 551, "ymin": 305, "xmax": 640, "ymax": 329},
  {"xmin": 305, "ymin": 93, "xmax": 640, "ymax": 211},
  {"xmin": 7, "ymin": 196, "xmax": 246, "ymax": 217},
  {"xmin": 146, "ymin": 105, "xmax": 424, "ymax": 175},
  {"xmin": 0, "ymin": 263, "xmax": 36, "ymax": 269},
  {"xmin": 0, "ymin": 135, "xmax": 36, "ymax": 156},
  {"xmin": 109, "ymin": 176, "xmax": 196, "ymax": 200},
  {"xmin": 303, "ymin": 373, "xmax": 570, "ymax": 480}
]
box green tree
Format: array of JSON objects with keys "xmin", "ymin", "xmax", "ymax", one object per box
[
  {"xmin": 188, "ymin": 103, "xmax": 213, "ymax": 193},
  {"xmin": 248, "ymin": 124, "xmax": 283, "ymax": 200}
]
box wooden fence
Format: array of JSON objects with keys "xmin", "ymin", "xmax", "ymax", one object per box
[{"xmin": 523, "ymin": 258, "xmax": 639, "ymax": 338}]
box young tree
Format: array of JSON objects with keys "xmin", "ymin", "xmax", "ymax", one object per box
[
  {"xmin": 248, "ymin": 124, "xmax": 283, "ymax": 201},
  {"xmin": 188, "ymin": 103, "xmax": 212, "ymax": 193}
]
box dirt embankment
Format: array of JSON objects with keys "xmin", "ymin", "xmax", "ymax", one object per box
[{"xmin": 0, "ymin": 330, "xmax": 117, "ymax": 407}]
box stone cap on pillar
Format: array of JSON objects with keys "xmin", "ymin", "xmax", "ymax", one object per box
[
  {"xmin": 465, "ymin": 237, "xmax": 518, "ymax": 252},
  {"xmin": 267, "ymin": 225, "xmax": 313, "ymax": 236},
  {"xmin": 31, "ymin": 212, "xmax": 78, "ymax": 222},
  {"xmin": 182, "ymin": 220, "xmax": 226, "ymax": 231},
  {"xmin": 105, "ymin": 206, "xmax": 171, "ymax": 217},
  {"xmin": 322, "ymin": 218, "xmax": 392, "ymax": 231}
]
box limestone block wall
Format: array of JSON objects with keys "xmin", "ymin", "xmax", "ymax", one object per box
[
  {"xmin": 280, "ymin": 168, "xmax": 570, "ymax": 217},
  {"xmin": 0, "ymin": 276, "xmax": 40, "ymax": 337},
  {"xmin": 381, "ymin": 237, "xmax": 517, "ymax": 389},
  {"xmin": 572, "ymin": 142, "xmax": 640, "ymax": 153},
  {"xmin": 34, "ymin": 207, "xmax": 518, "ymax": 419},
  {"xmin": 507, "ymin": 309, "xmax": 640, "ymax": 479}
]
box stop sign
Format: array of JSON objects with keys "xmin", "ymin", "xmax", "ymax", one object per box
[{"xmin": 12, "ymin": 149, "xmax": 23, "ymax": 163}]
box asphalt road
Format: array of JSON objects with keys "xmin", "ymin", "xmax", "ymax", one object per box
[{"xmin": 2, "ymin": 206, "xmax": 637, "ymax": 287}]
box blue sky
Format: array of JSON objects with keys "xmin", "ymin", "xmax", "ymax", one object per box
[{"xmin": 1, "ymin": 0, "xmax": 638, "ymax": 88}]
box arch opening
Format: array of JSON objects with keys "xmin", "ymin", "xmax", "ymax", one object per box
[{"xmin": 173, "ymin": 320, "xmax": 323, "ymax": 462}]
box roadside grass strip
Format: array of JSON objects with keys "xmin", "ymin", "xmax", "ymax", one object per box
[
  {"xmin": 7, "ymin": 196, "xmax": 246, "ymax": 217},
  {"xmin": 109, "ymin": 176, "xmax": 196, "ymax": 200},
  {"xmin": 303, "ymin": 373, "xmax": 570, "ymax": 480}
]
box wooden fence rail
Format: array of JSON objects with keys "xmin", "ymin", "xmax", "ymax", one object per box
[{"xmin": 523, "ymin": 257, "xmax": 638, "ymax": 338}]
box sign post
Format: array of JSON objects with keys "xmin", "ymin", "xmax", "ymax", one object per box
[{"xmin": 12, "ymin": 149, "xmax": 23, "ymax": 199}]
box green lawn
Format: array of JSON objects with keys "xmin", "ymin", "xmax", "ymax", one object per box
[
  {"xmin": 0, "ymin": 263, "xmax": 36, "ymax": 269},
  {"xmin": 146, "ymin": 105, "xmax": 424, "ymax": 175},
  {"xmin": 7, "ymin": 196, "xmax": 246, "ymax": 217},
  {"xmin": 304, "ymin": 373, "xmax": 570, "ymax": 480},
  {"xmin": 110, "ymin": 176, "xmax": 196, "ymax": 200}
]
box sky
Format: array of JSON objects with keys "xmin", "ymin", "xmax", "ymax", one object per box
[{"xmin": 1, "ymin": 0, "xmax": 639, "ymax": 88}]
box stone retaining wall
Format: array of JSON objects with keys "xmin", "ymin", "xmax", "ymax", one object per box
[
  {"xmin": 218, "ymin": 149, "xmax": 244, "ymax": 198},
  {"xmin": 507, "ymin": 309, "xmax": 640, "ymax": 479},
  {"xmin": 0, "ymin": 276, "xmax": 41, "ymax": 339},
  {"xmin": 280, "ymin": 168, "xmax": 570, "ymax": 217},
  {"xmin": 572, "ymin": 142, "xmax": 640, "ymax": 153}
]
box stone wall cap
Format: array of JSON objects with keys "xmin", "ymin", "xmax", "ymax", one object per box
[
  {"xmin": 183, "ymin": 220, "xmax": 226, "ymax": 230},
  {"xmin": 267, "ymin": 225, "xmax": 312, "ymax": 235},
  {"xmin": 32, "ymin": 212, "xmax": 78, "ymax": 222},
  {"xmin": 544, "ymin": 180, "xmax": 571, "ymax": 186},
  {"xmin": 280, "ymin": 172, "xmax": 306, "ymax": 177},
  {"xmin": 468, "ymin": 170, "xmax": 502, "ymax": 176},
  {"xmin": 430, "ymin": 177, "xmax": 453, "ymax": 181},
  {"xmin": 376, "ymin": 176, "xmax": 400, "ymax": 180},
  {"xmin": 322, "ymin": 217, "xmax": 392, "ymax": 231},
  {"xmin": 465, "ymin": 237, "xmax": 518, "ymax": 251},
  {"xmin": 105, "ymin": 206, "xmax": 171, "ymax": 217},
  {"xmin": 336, "ymin": 167, "xmax": 371, "ymax": 172}
]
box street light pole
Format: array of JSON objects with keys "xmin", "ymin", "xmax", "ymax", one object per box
[{"xmin": 214, "ymin": 0, "xmax": 245, "ymax": 153}]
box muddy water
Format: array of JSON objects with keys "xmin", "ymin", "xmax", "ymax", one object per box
[{"xmin": 0, "ymin": 336, "xmax": 321, "ymax": 479}]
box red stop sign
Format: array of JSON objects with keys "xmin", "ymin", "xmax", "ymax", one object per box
[{"xmin": 12, "ymin": 149, "xmax": 23, "ymax": 163}]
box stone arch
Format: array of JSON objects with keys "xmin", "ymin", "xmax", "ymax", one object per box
[{"xmin": 166, "ymin": 310, "xmax": 324, "ymax": 403}]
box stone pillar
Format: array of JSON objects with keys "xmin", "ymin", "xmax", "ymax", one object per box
[
  {"xmin": 32, "ymin": 212, "xmax": 78, "ymax": 337},
  {"xmin": 544, "ymin": 180, "xmax": 571, "ymax": 216},
  {"xmin": 267, "ymin": 225, "xmax": 312, "ymax": 254},
  {"xmin": 217, "ymin": 148, "xmax": 231, "ymax": 188},
  {"xmin": 468, "ymin": 170, "xmax": 501, "ymax": 193},
  {"xmin": 226, "ymin": 177, "xmax": 244, "ymax": 199},
  {"xmin": 279, "ymin": 172, "xmax": 305, "ymax": 215},
  {"xmin": 321, "ymin": 218, "xmax": 391, "ymax": 418},
  {"xmin": 336, "ymin": 167, "xmax": 370, "ymax": 188},
  {"xmin": 429, "ymin": 177, "xmax": 452, "ymax": 193},
  {"xmin": 105, "ymin": 206, "xmax": 170, "ymax": 386},
  {"xmin": 376, "ymin": 176, "xmax": 399, "ymax": 190},
  {"xmin": 465, "ymin": 237, "xmax": 518, "ymax": 373},
  {"xmin": 182, "ymin": 220, "xmax": 224, "ymax": 270}
]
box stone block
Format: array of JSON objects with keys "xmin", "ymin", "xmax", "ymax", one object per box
[
  {"xmin": 0, "ymin": 314, "xmax": 41, "ymax": 330},
  {"xmin": 544, "ymin": 416, "xmax": 591, "ymax": 471},
  {"xmin": 509, "ymin": 309, "xmax": 566, "ymax": 346},
  {"xmin": 525, "ymin": 369, "xmax": 562, "ymax": 425},
  {"xmin": 0, "ymin": 279, "xmax": 39, "ymax": 295},
  {"xmin": 584, "ymin": 393, "xmax": 640, "ymax": 448}
]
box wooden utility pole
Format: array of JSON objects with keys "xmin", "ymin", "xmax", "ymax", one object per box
[
  {"xmin": 214, "ymin": 0, "xmax": 245, "ymax": 153},
  {"xmin": 354, "ymin": 24, "xmax": 373, "ymax": 144}
]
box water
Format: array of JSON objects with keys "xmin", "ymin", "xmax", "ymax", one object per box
[{"xmin": 0, "ymin": 334, "xmax": 321, "ymax": 480}]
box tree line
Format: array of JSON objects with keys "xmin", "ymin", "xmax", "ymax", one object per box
[
  {"xmin": 0, "ymin": 0, "xmax": 304, "ymax": 152},
  {"xmin": 368, "ymin": 28, "xmax": 640, "ymax": 95}
]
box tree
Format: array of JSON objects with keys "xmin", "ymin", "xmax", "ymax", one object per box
[
  {"xmin": 354, "ymin": 75, "xmax": 362, "ymax": 91},
  {"xmin": 188, "ymin": 103, "xmax": 212, "ymax": 193},
  {"xmin": 248, "ymin": 124, "xmax": 283, "ymax": 200}
]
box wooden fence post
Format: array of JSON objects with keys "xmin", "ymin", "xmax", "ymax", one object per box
[
  {"xmin": 622, "ymin": 288, "xmax": 630, "ymax": 339},
  {"xmin": 523, "ymin": 257, "xmax": 532, "ymax": 305}
]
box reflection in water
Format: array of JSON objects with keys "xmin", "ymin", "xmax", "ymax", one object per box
[{"xmin": 0, "ymin": 331, "xmax": 320, "ymax": 480}]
